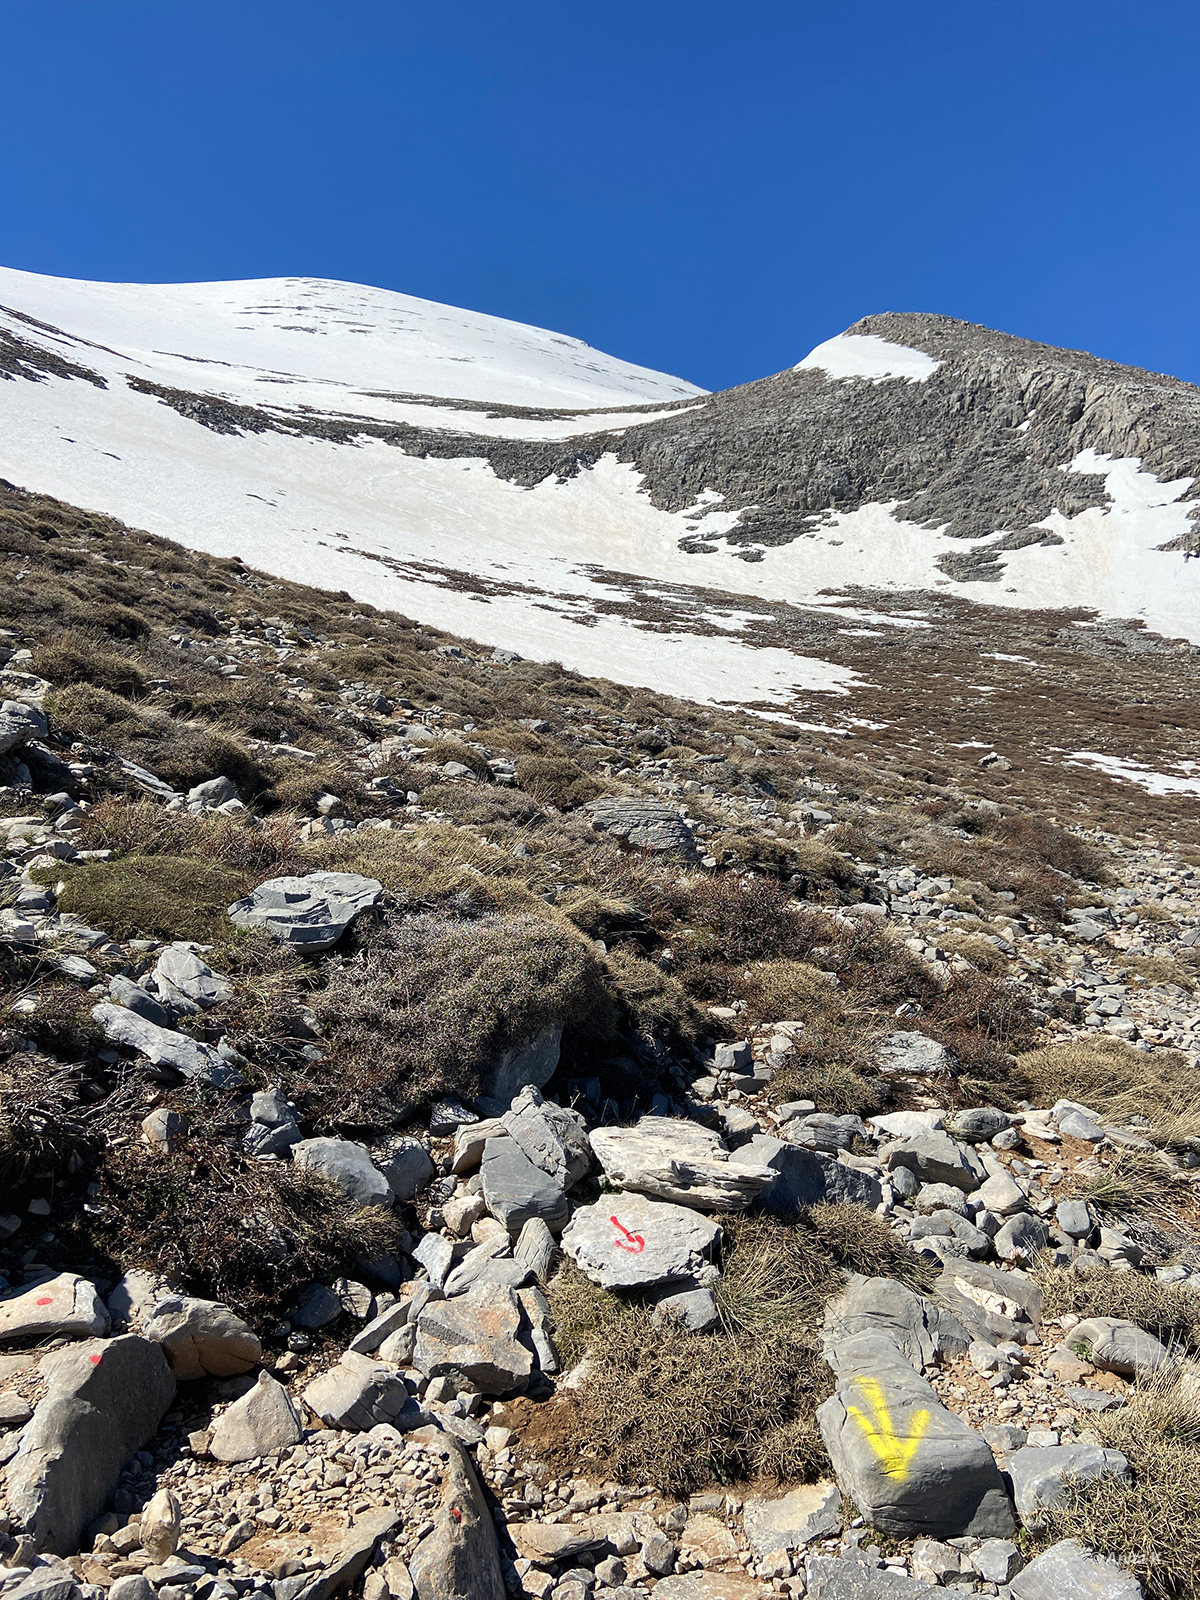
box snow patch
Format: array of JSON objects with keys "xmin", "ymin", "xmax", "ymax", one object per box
[
  {"xmin": 1065, "ymin": 751, "xmax": 1200, "ymax": 798},
  {"xmin": 795, "ymin": 333, "xmax": 941, "ymax": 384}
]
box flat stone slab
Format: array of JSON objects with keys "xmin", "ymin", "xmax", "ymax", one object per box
[
  {"xmin": 1009, "ymin": 1537, "xmax": 1144, "ymax": 1599},
  {"xmin": 1063, "ymin": 1317, "xmax": 1170, "ymax": 1378},
  {"xmin": 0, "ymin": 1275, "xmax": 109, "ymax": 1345},
  {"xmin": 742, "ymin": 1481, "xmax": 842, "ymax": 1555},
  {"xmin": 805, "ymin": 1556, "xmax": 939, "ymax": 1599},
  {"xmin": 228, "ymin": 871, "xmax": 382, "ymax": 949},
  {"xmin": 590, "ymin": 1119, "xmax": 774, "ymax": 1211},
  {"xmin": 91, "ymin": 1004, "xmax": 242, "ymax": 1089},
  {"xmin": 731, "ymin": 1134, "xmax": 883, "ymax": 1212},
  {"xmin": 479, "ymin": 1137, "xmax": 569, "ymax": 1237},
  {"xmin": 1008, "ymin": 1443, "xmax": 1129, "ymax": 1526},
  {"xmin": 560, "ymin": 1194, "xmax": 721, "ymax": 1289},
  {"xmin": 583, "ymin": 797, "xmax": 699, "ymax": 859}
]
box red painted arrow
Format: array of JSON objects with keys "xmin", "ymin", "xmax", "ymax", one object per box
[{"xmin": 610, "ymin": 1215, "xmax": 645, "ymax": 1253}]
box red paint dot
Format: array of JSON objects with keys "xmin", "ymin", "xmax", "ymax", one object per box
[
  {"xmin": 89, "ymin": 1354, "xmax": 102, "ymax": 1365},
  {"xmin": 35, "ymin": 1297, "xmax": 53, "ymax": 1306}
]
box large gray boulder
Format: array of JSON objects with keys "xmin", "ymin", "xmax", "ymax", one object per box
[
  {"xmin": 502, "ymin": 1087, "xmax": 591, "ymax": 1188},
  {"xmin": 823, "ymin": 1277, "xmax": 970, "ymax": 1372},
  {"xmin": 730, "ymin": 1134, "xmax": 883, "ymax": 1212},
  {"xmin": 302, "ymin": 1352, "xmax": 422, "ymax": 1431},
  {"xmin": 142, "ymin": 1295, "xmax": 261, "ymax": 1379},
  {"xmin": 1064, "ymin": 1317, "xmax": 1171, "ymax": 1378},
  {"xmin": 0, "ymin": 701, "xmax": 46, "ymax": 756},
  {"xmin": 410, "ymin": 1437, "xmax": 505, "ymax": 1600},
  {"xmin": 0, "ymin": 1275, "xmax": 109, "ymax": 1345},
  {"xmin": 583, "ymin": 797, "xmax": 698, "ymax": 859},
  {"xmin": 480, "ymin": 1022, "xmax": 563, "ymax": 1104},
  {"xmin": 298, "ymin": 1510, "xmax": 400, "ymax": 1600},
  {"xmin": 1009, "ymin": 1538, "xmax": 1144, "ymax": 1599},
  {"xmin": 817, "ymin": 1345, "xmax": 1015, "ymax": 1538},
  {"xmin": 151, "ymin": 945, "xmax": 232, "ymax": 1010},
  {"xmin": 561, "ymin": 1194, "xmax": 721, "ymax": 1289},
  {"xmin": 5, "ymin": 1335, "xmax": 175, "ymax": 1553},
  {"xmin": 90, "ymin": 1003, "xmax": 242, "ymax": 1089},
  {"xmin": 293, "ymin": 1137, "xmax": 393, "ymax": 1207},
  {"xmin": 934, "ymin": 1258, "xmax": 1042, "ymax": 1344},
  {"xmin": 209, "ymin": 1371, "xmax": 304, "ymax": 1462},
  {"xmin": 1009, "ymin": 1444, "xmax": 1130, "ymax": 1526},
  {"xmin": 413, "ymin": 1284, "xmax": 534, "ymax": 1394},
  {"xmin": 591, "ymin": 1119, "xmax": 775, "ymax": 1212},
  {"xmin": 479, "ymin": 1137, "xmax": 570, "ymax": 1237},
  {"xmin": 227, "ymin": 871, "xmax": 383, "ymax": 950},
  {"xmin": 882, "ymin": 1131, "xmax": 987, "ymax": 1192}
]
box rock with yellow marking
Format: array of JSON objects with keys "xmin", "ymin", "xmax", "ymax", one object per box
[{"xmin": 817, "ymin": 1345, "xmax": 1014, "ymax": 1539}]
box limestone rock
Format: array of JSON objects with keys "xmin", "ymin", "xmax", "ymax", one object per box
[
  {"xmin": 479, "ymin": 1137, "xmax": 569, "ymax": 1237},
  {"xmin": 0, "ymin": 1275, "xmax": 109, "ymax": 1345},
  {"xmin": 824, "ymin": 1277, "xmax": 970, "ymax": 1372},
  {"xmin": 302, "ymin": 1352, "xmax": 422, "ymax": 1431},
  {"xmin": 299, "ymin": 1510, "xmax": 400, "ymax": 1600},
  {"xmin": 817, "ymin": 1346, "xmax": 1015, "ymax": 1538},
  {"xmin": 502, "ymin": 1087, "xmax": 591, "ymax": 1187},
  {"xmin": 742, "ymin": 1482, "xmax": 842, "ymax": 1555},
  {"xmin": 90, "ymin": 1003, "xmax": 242, "ymax": 1089},
  {"xmin": 731, "ymin": 1134, "xmax": 883, "ymax": 1212},
  {"xmin": 5, "ymin": 1335, "xmax": 175, "ymax": 1554},
  {"xmin": 227, "ymin": 871, "xmax": 382, "ymax": 950},
  {"xmin": 209, "ymin": 1371, "xmax": 304, "ymax": 1462},
  {"xmin": 513, "ymin": 1217, "xmax": 558, "ymax": 1282},
  {"xmin": 374, "ymin": 1137, "xmax": 436, "ymax": 1203},
  {"xmin": 479, "ymin": 1023, "xmax": 563, "ymax": 1105},
  {"xmin": 142, "ymin": 1295, "xmax": 261, "ymax": 1379},
  {"xmin": 1008, "ymin": 1443, "xmax": 1130, "ymax": 1526},
  {"xmin": 873, "ymin": 1032, "xmax": 955, "ymax": 1078},
  {"xmin": 1008, "ymin": 1537, "xmax": 1143, "ymax": 1599},
  {"xmin": 293, "ymin": 1137, "xmax": 393, "ymax": 1207},
  {"xmin": 0, "ymin": 701, "xmax": 46, "ymax": 756},
  {"xmin": 413, "ymin": 1284, "xmax": 533, "ymax": 1394},
  {"xmin": 151, "ymin": 945, "xmax": 232, "ymax": 1010},
  {"xmin": 138, "ymin": 1486, "xmax": 181, "ymax": 1562},
  {"xmin": 805, "ymin": 1555, "xmax": 933, "ymax": 1598},
  {"xmin": 583, "ymin": 797, "xmax": 698, "ymax": 859},
  {"xmin": 409, "ymin": 1437, "xmax": 504, "ymax": 1600},
  {"xmin": 1065, "ymin": 1317, "xmax": 1171, "ymax": 1378},
  {"xmin": 561, "ymin": 1194, "xmax": 721, "ymax": 1290},
  {"xmin": 590, "ymin": 1118, "xmax": 775, "ymax": 1211},
  {"xmin": 882, "ymin": 1131, "xmax": 987, "ymax": 1192}
]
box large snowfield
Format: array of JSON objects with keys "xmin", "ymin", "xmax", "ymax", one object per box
[{"xmin": 2, "ymin": 266, "xmax": 1198, "ymax": 715}]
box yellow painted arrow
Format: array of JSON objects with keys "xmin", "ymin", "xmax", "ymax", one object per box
[{"xmin": 845, "ymin": 1376, "xmax": 931, "ymax": 1482}]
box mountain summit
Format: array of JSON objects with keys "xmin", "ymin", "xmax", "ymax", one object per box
[{"xmin": 2, "ymin": 269, "xmax": 1199, "ymax": 715}]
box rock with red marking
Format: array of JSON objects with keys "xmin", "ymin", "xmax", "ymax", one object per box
[
  {"xmin": 409, "ymin": 1436, "xmax": 505, "ymax": 1600},
  {"xmin": 0, "ymin": 1274, "xmax": 109, "ymax": 1346},
  {"xmin": 5, "ymin": 1334, "xmax": 175, "ymax": 1554},
  {"xmin": 560, "ymin": 1195, "xmax": 722, "ymax": 1290}
]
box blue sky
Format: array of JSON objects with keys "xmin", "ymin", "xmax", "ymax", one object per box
[{"xmin": 2, "ymin": 1, "xmax": 1199, "ymax": 393}]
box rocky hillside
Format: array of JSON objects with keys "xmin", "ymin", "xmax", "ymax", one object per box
[{"xmin": 1, "ymin": 483, "xmax": 1199, "ymax": 1600}]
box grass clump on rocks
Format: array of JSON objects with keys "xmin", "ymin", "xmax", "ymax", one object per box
[
  {"xmin": 1039, "ymin": 1264, "xmax": 1200, "ymax": 1350},
  {"xmin": 1015, "ymin": 1036, "xmax": 1199, "ymax": 1141},
  {"xmin": 315, "ymin": 909, "xmax": 614, "ymax": 1122},
  {"xmin": 72, "ymin": 1140, "xmax": 404, "ymax": 1323},
  {"xmin": 1039, "ymin": 1367, "xmax": 1200, "ymax": 1600},
  {"xmin": 41, "ymin": 854, "xmax": 243, "ymax": 943}
]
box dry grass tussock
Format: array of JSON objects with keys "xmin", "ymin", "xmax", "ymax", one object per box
[
  {"xmin": 1016, "ymin": 1036, "xmax": 1200, "ymax": 1142},
  {"xmin": 68, "ymin": 1140, "xmax": 404, "ymax": 1323},
  {"xmin": 1039, "ymin": 1264, "xmax": 1200, "ymax": 1349},
  {"xmin": 314, "ymin": 909, "xmax": 614, "ymax": 1123},
  {"xmin": 39, "ymin": 855, "xmax": 244, "ymax": 944},
  {"xmin": 1039, "ymin": 1366, "xmax": 1200, "ymax": 1599}
]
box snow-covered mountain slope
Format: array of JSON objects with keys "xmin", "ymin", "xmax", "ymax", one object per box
[{"xmin": 2, "ymin": 267, "xmax": 1200, "ymax": 720}]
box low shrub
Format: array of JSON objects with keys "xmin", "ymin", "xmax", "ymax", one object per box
[
  {"xmin": 514, "ymin": 754, "xmax": 601, "ymax": 809},
  {"xmin": 1015, "ymin": 1037, "xmax": 1198, "ymax": 1138},
  {"xmin": 314, "ymin": 909, "xmax": 614, "ymax": 1122},
  {"xmin": 32, "ymin": 633, "xmax": 147, "ymax": 699},
  {"xmin": 1039, "ymin": 1265, "xmax": 1200, "ymax": 1349},
  {"xmin": 44, "ymin": 855, "xmax": 243, "ymax": 942}
]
